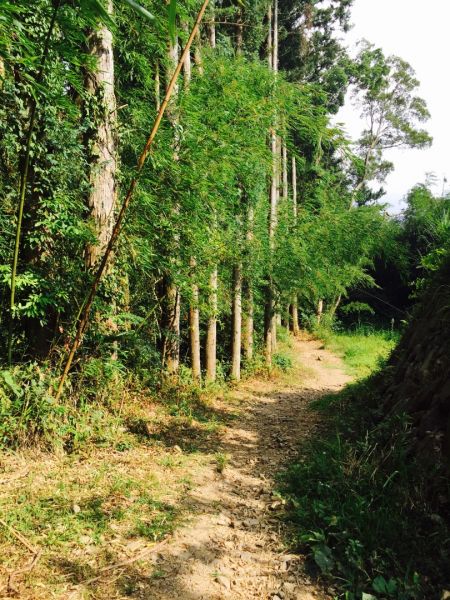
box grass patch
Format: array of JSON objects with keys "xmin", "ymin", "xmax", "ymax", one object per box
[
  {"xmin": 279, "ymin": 329, "xmax": 450, "ymax": 600},
  {"xmin": 316, "ymin": 325, "xmax": 398, "ymax": 378}
]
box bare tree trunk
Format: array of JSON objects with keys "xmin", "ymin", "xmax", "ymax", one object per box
[
  {"xmin": 189, "ymin": 258, "xmax": 201, "ymax": 382},
  {"xmin": 272, "ymin": 0, "xmax": 278, "ymax": 70},
  {"xmin": 163, "ymin": 283, "xmax": 180, "ymax": 374},
  {"xmin": 0, "ymin": 56, "xmax": 4, "ymax": 90},
  {"xmin": 182, "ymin": 22, "xmax": 191, "ymax": 85},
  {"xmin": 282, "ymin": 142, "xmax": 288, "ymax": 200},
  {"xmin": 194, "ymin": 29, "xmax": 204, "ymax": 74},
  {"xmin": 204, "ymin": 14, "xmax": 217, "ymax": 382},
  {"xmin": 317, "ymin": 299, "xmax": 324, "ymax": 325},
  {"xmin": 155, "ymin": 60, "xmax": 161, "ymax": 110},
  {"xmin": 264, "ymin": 0, "xmax": 279, "ymax": 366},
  {"xmin": 205, "ymin": 266, "xmax": 218, "ymax": 382},
  {"xmin": 291, "ymin": 155, "xmax": 300, "ymax": 335},
  {"xmin": 208, "ymin": 0, "xmax": 216, "ymax": 48},
  {"xmin": 243, "ymin": 285, "xmax": 254, "ymax": 361},
  {"xmin": 182, "ymin": 24, "xmax": 201, "ymax": 383},
  {"xmin": 231, "ymin": 263, "xmax": 242, "ymax": 380},
  {"xmin": 330, "ymin": 294, "xmax": 342, "ymax": 319},
  {"xmin": 267, "ymin": 4, "xmax": 272, "ymax": 70},
  {"xmin": 291, "ymin": 298, "xmax": 300, "ymax": 336},
  {"xmin": 85, "ymin": 0, "xmax": 116, "ymax": 269},
  {"xmin": 163, "ymin": 33, "xmax": 181, "ymax": 377},
  {"xmin": 242, "ymin": 205, "xmax": 254, "ymax": 362},
  {"xmin": 236, "ymin": 9, "xmax": 243, "ymax": 54}
]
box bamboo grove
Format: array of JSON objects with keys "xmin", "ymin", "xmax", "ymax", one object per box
[{"xmin": 0, "ymin": 0, "xmax": 432, "ymax": 439}]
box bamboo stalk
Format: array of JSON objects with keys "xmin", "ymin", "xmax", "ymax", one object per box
[{"xmin": 55, "ymin": 0, "xmax": 211, "ymax": 401}]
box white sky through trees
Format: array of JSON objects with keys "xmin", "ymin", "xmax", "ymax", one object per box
[{"xmin": 336, "ymin": 0, "xmax": 450, "ymax": 212}]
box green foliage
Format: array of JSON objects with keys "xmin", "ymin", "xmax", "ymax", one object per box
[
  {"xmin": 350, "ymin": 41, "xmax": 431, "ymax": 204},
  {"xmin": 280, "ymin": 371, "xmax": 449, "ymax": 599},
  {"xmin": 272, "ymin": 352, "xmax": 292, "ymax": 372}
]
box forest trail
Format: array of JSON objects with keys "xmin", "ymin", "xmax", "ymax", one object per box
[{"xmin": 144, "ymin": 336, "xmax": 352, "ymax": 600}]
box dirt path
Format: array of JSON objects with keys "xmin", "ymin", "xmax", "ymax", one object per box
[{"xmin": 143, "ymin": 337, "xmax": 352, "ymax": 600}]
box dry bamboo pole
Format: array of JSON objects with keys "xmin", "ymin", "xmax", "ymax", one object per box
[{"xmin": 55, "ymin": 0, "xmax": 211, "ymax": 401}]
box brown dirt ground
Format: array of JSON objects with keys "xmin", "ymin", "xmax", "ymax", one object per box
[{"xmin": 0, "ymin": 336, "xmax": 351, "ymax": 599}]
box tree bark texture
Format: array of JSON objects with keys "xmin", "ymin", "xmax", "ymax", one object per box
[
  {"xmin": 231, "ymin": 263, "xmax": 242, "ymax": 380},
  {"xmin": 205, "ymin": 267, "xmax": 218, "ymax": 382},
  {"xmin": 163, "ymin": 34, "xmax": 181, "ymax": 376},
  {"xmin": 189, "ymin": 257, "xmax": 201, "ymax": 382},
  {"xmin": 85, "ymin": 0, "xmax": 117, "ymax": 269}
]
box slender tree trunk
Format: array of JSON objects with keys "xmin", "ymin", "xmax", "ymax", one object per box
[
  {"xmin": 208, "ymin": 0, "xmax": 216, "ymax": 49},
  {"xmin": 0, "ymin": 56, "xmax": 4, "ymax": 90},
  {"xmin": 231, "ymin": 262, "xmax": 242, "ymax": 380},
  {"xmin": 182, "ymin": 22, "xmax": 192, "ymax": 86},
  {"xmin": 242, "ymin": 205, "xmax": 254, "ymax": 362},
  {"xmin": 291, "ymin": 155, "xmax": 300, "ymax": 335},
  {"xmin": 155, "ymin": 60, "xmax": 161, "ymax": 110},
  {"xmin": 163, "ymin": 283, "xmax": 180, "ymax": 374},
  {"xmin": 189, "ymin": 258, "xmax": 201, "ymax": 382},
  {"xmin": 194, "ymin": 29, "xmax": 204, "ymax": 74},
  {"xmin": 265, "ymin": 0, "xmax": 279, "ymax": 365},
  {"xmin": 317, "ymin": 299, "xmax": 324, "ymax": 325},
  {"xmin": 243, "ymin": 285, "xmax": 254, "ymax": 361},
  {"xmin": 163, "ymin": 33, "xmax": 181, "ymax": 377},
  {"xmin": 292, "ymin": 155, "xmax": 298, "ymax": 220},
  {"xmin": 282, "ymin": 142, "xmax": 288, "ymax": 200},
  {"xmin": 205, "ymin": 267, "xmax": 218, "ymax": 382},
  {"xmin": 291, "ymin": 297, "xmax": 300, "ymax": 335},
  {"xmin": 85, "ymin": 0, "xmax": 117, "ymax": 269},
  {"xmin": 272, "ymin": 0, "xmax": 278, "ymax": 70},
  {"xmin": 236, "ymin": 9, "xmax": 243, "ymax": 54},
  {"xmin": 267, "ymin": 4, "xmax": 272, "ymax": 70},
  {"xmin": 204, "ymin": 15, "xmax": 218, "ymax": 382},
  {"xmin": 330, "ymin": 294, "xmax": 342, "ymax": 319},
  {"xmin": 182, "ymin": 24, "xmax": 201, "ymax": 383}
]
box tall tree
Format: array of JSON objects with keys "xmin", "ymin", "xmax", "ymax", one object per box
[
  {"xmin": 85, "ymin": 0, "xmax": 117, "ymax": 269},
  {"xmin": 351, "ymin": 41, "xmax": 432, "ymax": 204}
]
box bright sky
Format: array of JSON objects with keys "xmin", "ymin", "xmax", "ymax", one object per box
[{"xmin": 336, "ymin": 0, "xmax": 450, "ymax": 212}]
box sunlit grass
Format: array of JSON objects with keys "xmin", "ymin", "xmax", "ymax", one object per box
[{"xmin": 317, "ymin": 325, "xmax": 399, "ymax": 378}]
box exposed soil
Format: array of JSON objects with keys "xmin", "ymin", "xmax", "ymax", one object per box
[
  {"xmin": 137, "ymin": 336, "xmax": 351, "ymax": 600},
  {"xmin": 0, "ymin": 336, "xmax": 351, "ymax": 599}
]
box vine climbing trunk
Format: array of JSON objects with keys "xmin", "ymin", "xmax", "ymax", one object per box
[{"xmin": 7, "ymin": 0, "xmax": 61, "ymax": 365}]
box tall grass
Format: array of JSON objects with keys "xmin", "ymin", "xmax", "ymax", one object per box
[
  {"xmin": 279, "ymin": 325, "xmax": 449, "ymax": 599},
  {"xmin": 316, "ymin": 324, "xmax": 399, "ymax": 378}
]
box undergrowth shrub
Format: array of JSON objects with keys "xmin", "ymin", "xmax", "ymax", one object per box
[
  {"xmin": 280, "ymin": 379, "xmax": 450, "ymax": 599},
  {"xmin": 0, "ymin": 359, "xmax": 129, "ymax": 450},
  {"xmin": 0, "ymin": 365, "xmax": 64, "ymax": 447}
]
